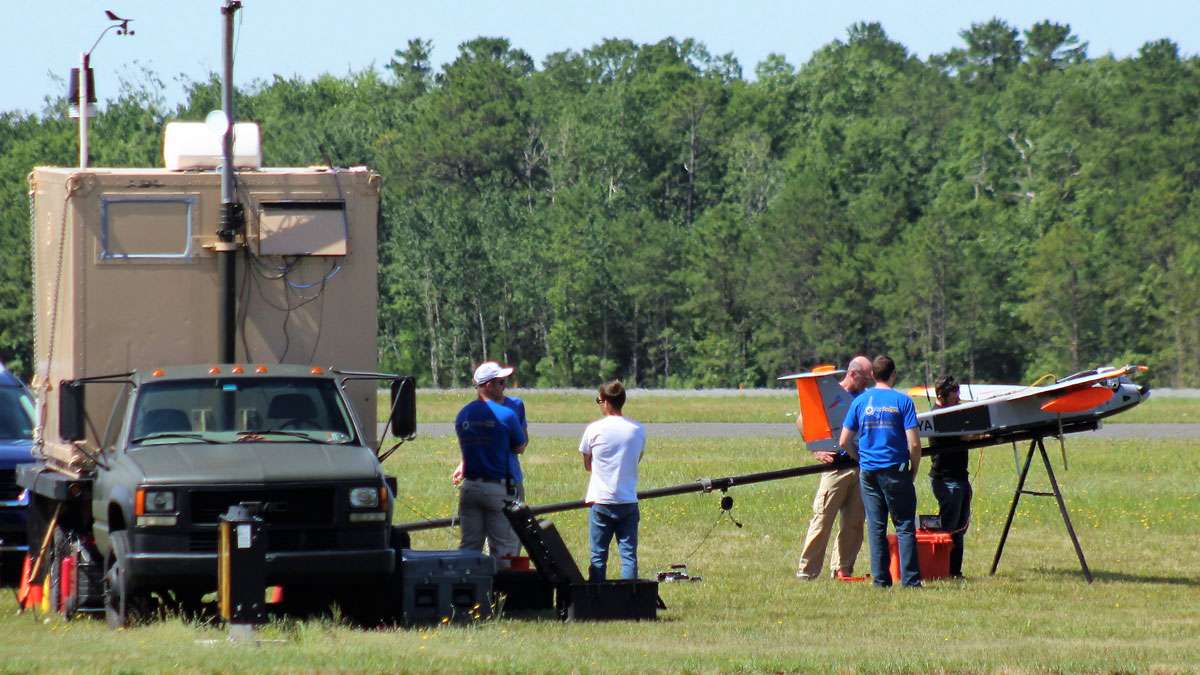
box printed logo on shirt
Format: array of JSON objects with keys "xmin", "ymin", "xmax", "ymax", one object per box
[
  {"xmin": 460, "ymin": 420, "xmax": 497, "ymax": 431},
  {"xmin": 864, "ymin": 397, "xmax": 899, "ymax": 417}
]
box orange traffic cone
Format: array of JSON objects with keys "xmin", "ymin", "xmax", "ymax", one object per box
[{"xmin": 15, "ymin": 554, "xmax": 32, "ymax": 610}]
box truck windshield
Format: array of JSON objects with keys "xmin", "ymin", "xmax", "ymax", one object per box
[
  {"xmin": 130, "ymin": 377, "xmax": 356, "ymax": 445},
  {"xmin": 0, "ymin": 386, "xmax": 34, "ymax": 440}
]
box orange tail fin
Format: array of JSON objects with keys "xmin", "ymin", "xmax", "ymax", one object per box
[{"xmin": 779, "ymin": 368, "xmax": 849, "ymax": 452}]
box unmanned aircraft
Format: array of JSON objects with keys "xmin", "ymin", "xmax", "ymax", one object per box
[{"xmin": 779, "ymin": 364, "xmax": 1150, "ymax": 452}]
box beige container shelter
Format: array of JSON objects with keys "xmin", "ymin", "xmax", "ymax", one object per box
[{"xmin": 30, "ymin": 166, "xmax": 381, "ymax": 474}]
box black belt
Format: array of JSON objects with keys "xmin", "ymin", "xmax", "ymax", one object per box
[
  {"xmin": 464, "ymin": 477, "xmax": 505, "ymax": 483},
  {"xmin": 864, "ymin": 462, "xmax": 910, "ymax": 473}
]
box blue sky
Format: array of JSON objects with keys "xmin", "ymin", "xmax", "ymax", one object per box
[{"xmin": 5, "ymin": 0, "xmax": 1196, "ymax": 114}]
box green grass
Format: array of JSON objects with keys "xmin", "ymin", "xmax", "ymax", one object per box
[
  {"xmin": 394, "ymin": 390, "xmax": 1198, "ymax": 424},
  {"xmin": 2, "ymin": 435, "xmax": 1198, "ymax": 671}
]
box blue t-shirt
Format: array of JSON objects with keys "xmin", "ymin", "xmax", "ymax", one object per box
[
  {"xmin": 500, "ymin": 396, "xmax": 527, "ymax": 482},
  {"xmin": 455, "ymin": 399, "xmax": 527, "ymax": 480},
  {"xmin": 843, "ymin": 387, "xmax": 918, "ymax": 470}
]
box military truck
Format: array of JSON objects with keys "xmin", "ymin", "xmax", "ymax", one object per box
[{"xmin": 18, "ymin": 164, "xmax": 416, "ymax": 627}]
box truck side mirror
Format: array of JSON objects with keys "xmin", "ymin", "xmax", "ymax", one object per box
[
  {"xmin": 389, "ymin": 377, "xmax": 417, "ymax": 438},
  {"xmin": 59, "ymin": 380, "xmax": 86, "ymax": 442}
]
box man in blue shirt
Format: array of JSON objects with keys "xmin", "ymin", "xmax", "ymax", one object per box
[
  {"xmin": 839, "ymin": 355, "xmax": 923, "ymax": 588},
  {"xmin": 456, "ymin": 362, "xmax": 527, "ymax": 563}
]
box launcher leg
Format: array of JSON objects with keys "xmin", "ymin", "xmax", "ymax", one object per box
[
  {"xmin": 990, "ymin": 440, "xmax": 1036, "ymax": 576},
  {"xmin": 1038, "ymin": 437, "xmax": 1093, "ymax": 583}
]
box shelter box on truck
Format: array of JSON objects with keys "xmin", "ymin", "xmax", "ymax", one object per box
[{"xmin": 29, "ymin": 167, "xmax": 381, "ymax": 474}]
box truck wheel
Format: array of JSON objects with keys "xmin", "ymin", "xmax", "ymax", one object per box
[
  {"xmin": 55, "ymin": 528, "xmax": 97, "ymax": 619},
  {"xmin": 45, "ymin": 526, "xmax": 76, "ymax": 614},
  {"xmin": 104, "ymin": 532, "xmax": 148, "ymax": 629},
  {"xmin": 45, "ymin": 526, "xmax": 68, "ymax": 617}
]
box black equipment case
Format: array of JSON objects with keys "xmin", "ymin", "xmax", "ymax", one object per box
[
  {"xmin": 503, "ymin": 501, "xmax": 661, "ymax": 621},
  {"xmin": 492, "ymin": 569, "xmax": 556, "ymax": 611},
  {"xmin": 565, "ymin": 579, "xmax": 660, "ymax": 621},
  {"xmin": 398, "ymin": 549, "xmax": 494, "ymax": 623}
]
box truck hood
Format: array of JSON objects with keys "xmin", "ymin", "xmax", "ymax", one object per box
[
  {"xmin": 0, "ymin": 439, "xmax": 35, "ymax": 468},
  {"xmin": 126, "ymin": 442, "xmax": 382, "ymax": 484}
]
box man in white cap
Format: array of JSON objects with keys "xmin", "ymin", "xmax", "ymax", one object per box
[{"xmin": 454, "ymin": 361, "xmax": 527, "ymax": 563}]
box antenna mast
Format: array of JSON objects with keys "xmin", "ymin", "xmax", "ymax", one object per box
[{"xmin": 216, "ymin": 1, "xmax": 244, "ymax": 363}]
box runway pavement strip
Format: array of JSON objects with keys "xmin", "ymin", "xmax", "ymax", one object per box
[{"xmin": 398, "ymin": 422, "xmax": 1200, "ymax": 439}]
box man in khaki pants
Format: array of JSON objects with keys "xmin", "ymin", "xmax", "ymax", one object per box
[{"xmin": 795, "ymin": 356, "xmax": 873, "ymax": 581}]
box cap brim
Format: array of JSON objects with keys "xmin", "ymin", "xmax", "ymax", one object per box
[{"xmin": 475, "ymin": 366, "xmax": 515, "ymax": 385}]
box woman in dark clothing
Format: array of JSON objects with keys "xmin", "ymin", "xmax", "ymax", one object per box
[{"xmin": 929, "ymin": 375, "xmax": 972, "ymax": 578}]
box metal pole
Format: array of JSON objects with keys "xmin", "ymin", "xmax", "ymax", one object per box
[
  {"xmin": 220, "ymin": 3, "xmax": 236, "ymax": 207},
  {"xmin": 1038, "ymin": 438, "xmax": 1093, "ymax": 583},
  {"xmin": 396, "ymin": 461, "xmax": 851, "ymax": 533},
  {"xmin": 216, "ymin": 1, "xmax": 243, "ymax": 363},
  {"xmin": 78, "ymin": 53, "xmax": 89, "ymax": 168},
  {"xmin": 990, "ymin": 439, "xmax": 1036, "ymax": 576},
  {"xmin": 395, "ymin": 422, "xmax": 1103, "ymax": 533}
]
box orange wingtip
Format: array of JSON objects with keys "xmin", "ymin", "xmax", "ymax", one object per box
[
  {"xmin": 812, "ymin": 364, "xmax": 837, "ymax": 374},
  {"xmin": 1041, "ymin": 387, "xmax": 1114, "ymax": 414}
]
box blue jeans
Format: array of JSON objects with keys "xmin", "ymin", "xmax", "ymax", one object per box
[
  {"xmin": 860, "ymin": 466, "xmax": 921, "ymax": 587},
  {"xmin": 932, "ymin": 477, "xmax": 972, "ymax": 576},
  {"xmin": 588, "ymin": 502, "xmax": 639, "ymax": 581}
]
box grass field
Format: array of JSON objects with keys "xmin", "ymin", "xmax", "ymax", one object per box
[
  {"xmin": 394, "ymin": 389, "xmax": 1199, "ymax": 424},
  {"xmin": 1, "ymin": 435, "xmax": 1197, "ymax": 672}
]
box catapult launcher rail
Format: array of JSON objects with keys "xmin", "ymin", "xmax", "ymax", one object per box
[{"xmin": 394, "ymin": 420, "xmax": 1098, "ymax": 533}]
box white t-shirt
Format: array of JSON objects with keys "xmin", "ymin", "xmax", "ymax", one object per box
[{"xmin": 579, "ymin": 415, "xmax": 645, "ymax": 504}]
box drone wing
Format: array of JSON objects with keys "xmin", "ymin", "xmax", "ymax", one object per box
[{"xmin": 997, "ymin": 365, "xmax": 1145, "ymax": 407}]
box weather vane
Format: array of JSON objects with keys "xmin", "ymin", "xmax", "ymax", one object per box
[{"xmin": 72, "ymin": 9, "xmax": 136, "ymax": 167}]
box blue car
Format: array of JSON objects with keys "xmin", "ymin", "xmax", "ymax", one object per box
[{"xmin": 0, "ymin": 364, "xmax": 35, "ymax": 583}]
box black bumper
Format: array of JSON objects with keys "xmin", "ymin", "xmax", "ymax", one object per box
[{"xmin": 126, "ymin": 547, "xmax": 395, "ymax": 586}]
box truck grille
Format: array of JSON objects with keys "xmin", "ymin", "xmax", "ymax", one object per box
[
  {"xmin": 189, "ymin": 487, "xmax": 336, "ymax": 526},
  {"xmin": 0, "ymin": 469, "xmax": 21, "ymax": 501},
  {"xmin": 187, "ymin": 528, "xmax": 340, "ymax": 552}
]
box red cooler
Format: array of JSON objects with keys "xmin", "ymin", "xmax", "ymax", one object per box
[{"xmin": 887, "ymin": 529, "xmax": 953, "ymax": 582}]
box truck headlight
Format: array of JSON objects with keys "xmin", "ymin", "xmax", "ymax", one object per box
[
  {"xmin": 145, "ymin": 490, "xmax": 175, "ymax": 513},
  {"xmin": 349, "ymin": 487, "xmax": 380, "ymax": 509},
  {"xmin": 136, "ymin": 488, "xmax": 176, "ymax": 515},
  {"xmin": 135, "ymin": 488, "xmax": 178, "ymax": 527}
]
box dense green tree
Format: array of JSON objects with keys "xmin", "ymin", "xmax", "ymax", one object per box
[{"xmin": 0, "ymin": 22, "xmax": 1195, "ymax": 389}]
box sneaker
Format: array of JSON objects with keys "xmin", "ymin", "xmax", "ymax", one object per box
[
  {"xmin": 834, "ymin": 570, "xmax": 867, "ymax": 583},
  {"xmin": 795, "ymin": 571, "xmax": 816, "ymax": 581}
]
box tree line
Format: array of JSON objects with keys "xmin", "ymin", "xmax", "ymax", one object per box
[{"xmin": 0, "ymin": 19, "xmax": 1196, "ymax": 388}]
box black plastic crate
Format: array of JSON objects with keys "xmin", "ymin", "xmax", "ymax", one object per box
[{"xmin": 563, "ymin": 579, "xmax": 659, "ymax": 621}]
